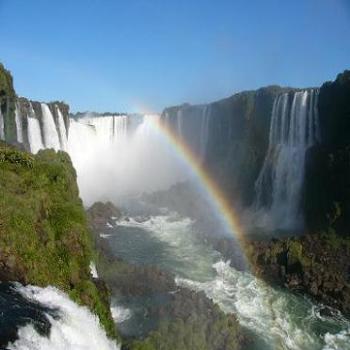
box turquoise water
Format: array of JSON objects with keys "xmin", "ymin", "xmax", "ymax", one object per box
[{"xmin": 104, "ymin": 213, "xmax": 350, "ymax": 350}]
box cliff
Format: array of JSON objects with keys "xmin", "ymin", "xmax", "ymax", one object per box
[
  {"xmin": 0, "ymin": 142, "xmax": 116, "ymax": 338},
  {"xmin": 303, "ymin": 70, "xmax": 350, "ymax": 236},
  {"xmin": 0, "ymin": 64, "xmax": 70, "ymax": 152},
  {"xmin": 246, "ymin": 232, "xmax": 350, "ymax": 315},
  {"xmin": 0, "ymin": 64, "xmax": 17, "ymax": 143},
  {"xmin": 162, "ymin": 86, "xmax": 297, "ymax": 208}
]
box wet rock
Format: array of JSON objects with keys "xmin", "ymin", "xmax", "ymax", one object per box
[
  {"xmin": 246, "ymin": 233, "xmax": 350, "ymax": 315},
  {"xmin": 87, "ymin": 201, "xmax": 122, "ymax": 231}
]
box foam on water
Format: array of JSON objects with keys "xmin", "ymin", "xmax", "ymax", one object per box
[
  {"xmin": 176, "ymin": 260, "xmax": 350, "ymax": 350},
  {"xmin": 117, "ymin": 213, "xmax": 350, "ymax": 350},
  {"xmin": 110, "ymin": 305, "xmax": 132, "ymax": 323},
  {"xmin": 118, "ymin": 213, "xmax": 220, "ymax": 281},
  {"xmin": 7, "ymin": 284, "xmax": 119, "ymax": 350}
]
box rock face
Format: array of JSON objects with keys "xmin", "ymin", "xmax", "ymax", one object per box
[
  {"xmin": 87, "ymin": 201, "xmax": 122, "ymax": 231},
  {"xmin": 0, "ymin": 64, "xmax": 17, "ymax": 143},
  {"xmin": 303, "ymin": 71, "xmax": 350, "ymax": 236},
  {"xmin": 0, "ymin": 64, "xmax": 70, "ymax": 152},
  {"xmin": 162, "ymin": 86, "xmax": 291, "ymax": 208},
  {"xmin": 0, "ymin": 142, "xmax": 116, "ymax": 338},
  {"xmin": 247, "ymin": 233, "xmax": 350, "ymax": 315}
]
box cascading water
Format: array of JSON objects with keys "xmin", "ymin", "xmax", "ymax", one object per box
[
  {"xmin": 15, "ymin": 102, "xmax": 23, "ymax": 143},
  {"xmin": 41, "ymin": 103, "xmax": 61, "ymax": 150},
  {"xmin": 199, "ymin": 105, "xmax": 210, "ymax": 160},
  {"xmin": 5, "ymin": 95, "xmax": 350, "ymax": 350},
  {"xmin": 2, "ymin": 283, "xmax": 120, "ymax": 350},
  {"xmin": 27, "ymin": 103, "xmax": 45, "ymax": 154},
  {"xmin": 254, "ymin": 89, "xmax": 320, "ymax": 230},
  {"xmin": 163, "ymin": 104, "xmax": 211, "ymax": 162},
  {"xmin": 56, "ymin": 106, "xmax": 68, "ymax": 151},
  {"xmin": 66, "ymin": 114, "xmax": 188, "ymax": 204}
]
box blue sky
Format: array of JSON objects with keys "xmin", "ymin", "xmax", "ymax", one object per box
[{"xmin": 0, "ymin": 0, "xmax": 349, "ymax": 113}]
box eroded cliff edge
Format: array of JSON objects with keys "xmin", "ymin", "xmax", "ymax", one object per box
[{"xmin": 0, "ymin": 142, "xmax": 116, "ymax": 339}]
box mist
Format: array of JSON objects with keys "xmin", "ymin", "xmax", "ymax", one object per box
[{"xmin": 67, "ymin": 114, "xmax": 190, "ymax": 206}]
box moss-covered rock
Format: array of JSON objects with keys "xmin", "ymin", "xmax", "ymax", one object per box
[
  {"xmin": 87, "ymin": 201, "xmax": 122, "ymax": 232},
  {"xmin": 246, "ymin": 233, "xmax": 350, "ymax": 315},
  {"xmin": 0, "ymin": 142, "xmax": 116, "ymax": 338},
  {"xmin": 0, "ymin": 64, "xmax": 17, "ymax": 143},
  {"xmin": 126, "ymin": 289, "xmax": 247, "ymax": 350}
]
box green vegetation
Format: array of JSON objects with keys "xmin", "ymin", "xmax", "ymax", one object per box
[
  {"xmin": 0, "ymin": 142, "xmax": 116, "ymax": 338},
  {"xmin": 95, "ymin": 244, "xmax": 247, "ymax": 350},
  {"xmin": 0, "ymin": 64, "xmax": 17, "ymax": 142},
  {"xmin": 128, "ymin": 309, "xmax": 244, "ymax": 350}
]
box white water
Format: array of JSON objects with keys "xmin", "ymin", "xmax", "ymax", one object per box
[
  {"xmin": 199, "ymin": 105, "xmax": 211, "ymax": 160},
  {"xmin": 15, "ymin": 103, "xmax": 23, "ymax": 143},
  {"xmin": 7, "ymin": 284, "xmax": 119, "ymax": 350},
  {"xmin": 41, "ymin": 103, "xmax": 61, "ymax": 150},
  {"xmin": 110, "ymin": 305, "xmax": 132, "ymax": 323},
  {"xmin": 27, "ymin": 116, "xmax": 44, "ymax": 154},
  {"xmin": 56, "ymin": 106, "xmax": 68, "ymax": 151},
  {"xmin": 116, "ymin": 213, "xmax": 350, "ymax": 350},
  {"xmin": 163, "ymin": 104, "xmax": 211, "ymax": 161},
  {"xmin": 67, "ymin": 114, "xmax": 188, "ymax": 205},
  {"xmin": 254, "ymin": 89, "xmax": 320, "ymax": 230},
  {"xmin": 89, "ymin": 262, "xmax": 98, "ymax": 278}
]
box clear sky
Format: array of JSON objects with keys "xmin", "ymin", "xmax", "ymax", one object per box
[{"xmin": 0, "ymin": 0, "xmax": 349, "ymax": 113}]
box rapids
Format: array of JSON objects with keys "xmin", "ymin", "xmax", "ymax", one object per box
[
  {"xmin": 1, "ymin": 283, "xmax": 120, "ymax": 350},
  {"xmin": 101, "ymin": 211, "xmax": 350, "ymax": 350}
]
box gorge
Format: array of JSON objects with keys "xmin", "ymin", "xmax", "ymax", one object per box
[{"xmin": 1, "ymin": 61, "xmax": 350, "ymax": 350}]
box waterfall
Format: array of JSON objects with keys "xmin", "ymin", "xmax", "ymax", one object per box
[
  {"xmin": 163, "ymin": 105, "xmax": 211, "ymax": 162},
  {"xmin": 27, "ymin": 104, "xmax": 45, "ymax": 154},
  {"xmin": 199, "ymin": 105, "xmax": 210, "ymax": 160},
  {"xmin": 6, "ymin": 284, "xmax": 120, "ymax": 350},
  {"xmin": 177, "ymin": 109, "xmax": 184, "ymax": 140},
  {"xmin": 15, "ymin": 103, "xmax": 23, "ymax": 143},
  {"xmin": 254, "ymin": 89, "xmax": 320, "ymax": 230},
  {"xmin": 56, "ymin": 106, "xmax": 68, "ymax": 151},
  {"xmin": 67, "ymin": 114, "xmax": 187, "ymax": 205},
  {"xmin": 41, "ymin": 103, "xmax": 61, "ymax": 150},
  {"xmin": 0, "ymin": 107, "xmax": 4, "ymax": 140},
  {"xmin": 113, "ymin": 115, "xmax": 128, "ymax": 140}
]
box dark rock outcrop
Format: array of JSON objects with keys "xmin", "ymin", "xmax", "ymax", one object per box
[
  {"xmin": 246, "ymin": 233, "xmax": 350, "ymax": 315},
  {"xmin": 87, "ymin": 201, "xmax": 122, "ymax": 231},
  {"xmin": 303, "ymin": 71, "xmax": 350, "ymax": 236}
]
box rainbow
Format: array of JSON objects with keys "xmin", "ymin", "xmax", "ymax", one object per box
[{"xmin": 145, "ymin": 115, "xmax": 247, "ymax": 251}]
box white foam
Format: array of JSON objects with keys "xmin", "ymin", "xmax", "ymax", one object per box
[
  {"xmin": 8, "ymin": 285, "xmax": 119, "ymax": 350},
  {"xmin": 176, "ymin": 260, "xmax": 350, "ymax": 350},
  {"xmin": 41, "ymin": 104, "xmax": 61, "ymax": 151},
  {"xmin": 89, "ymin": 262, "xmax": 98, "ymax": 278},
  {"xmin": 323, "ymin": 329, "xmax": 350, "ymax": 350},
  {"xmin": 119, "ymin": 213, "xmax": 220, "ymax": 281},
  {"xmin": 111, "ymin": 305, "xmax": 132, "ymax": 323}
]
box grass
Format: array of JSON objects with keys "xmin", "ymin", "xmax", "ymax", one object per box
[{"xmin": 0, "ymin": 143, "xmax": 116, "ymax": 338}]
